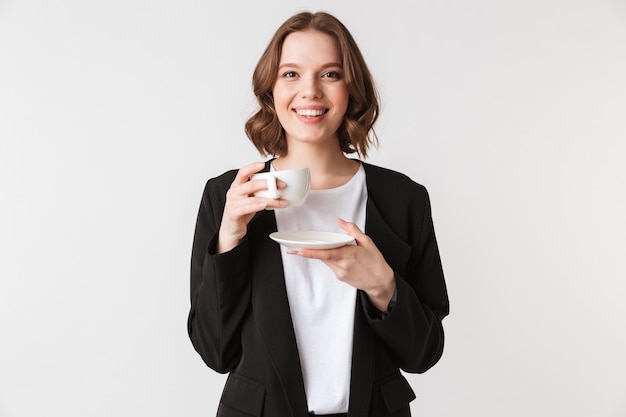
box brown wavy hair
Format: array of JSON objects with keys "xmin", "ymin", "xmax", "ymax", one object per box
[{"xmin": 244, "ymin": 11, "xmax": 380, "ymax": 158}]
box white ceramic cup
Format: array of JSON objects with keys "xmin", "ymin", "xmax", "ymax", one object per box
[{"xmin": 252, "ymin": 167, "xmax": 311, "ymax": 207}]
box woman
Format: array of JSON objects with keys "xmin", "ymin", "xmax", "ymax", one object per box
[{"xmin": 188, "ymin": 11, "xmax": 449, "ymax": 417}]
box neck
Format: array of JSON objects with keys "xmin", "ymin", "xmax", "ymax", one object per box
[{"xmin": 272, "ymin": 142, "xmax": 360, "ymax": 190}]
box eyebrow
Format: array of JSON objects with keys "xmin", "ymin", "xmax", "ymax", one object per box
[{"xmin": 278, "ymin": 62, "xmax": 343, "ymax": 70}]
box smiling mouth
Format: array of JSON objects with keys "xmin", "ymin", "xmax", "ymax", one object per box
[{"xmin": 294, "ymin": 108, "xmax": 328, "ymax": 117}]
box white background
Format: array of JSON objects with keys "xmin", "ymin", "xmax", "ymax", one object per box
[{"xmin": 1, "ymin": 0, "xmax": 625, "ymax": 416}]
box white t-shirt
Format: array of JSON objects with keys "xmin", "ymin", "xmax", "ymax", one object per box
[{"xmin": 274, "ymin": 164, "xmax": 367, "ymax": 414}]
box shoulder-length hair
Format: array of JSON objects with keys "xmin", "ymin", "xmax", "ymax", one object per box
[{"xmin": 245, "ymin": 11, "xmax": 380, "ymax": 158}]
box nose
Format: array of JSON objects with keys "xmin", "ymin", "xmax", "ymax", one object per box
[{"xmin": 300, "ymin": 74, "xmax": 322, "ymax": 99}]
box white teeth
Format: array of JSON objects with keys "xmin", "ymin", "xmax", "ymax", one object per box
[{"xmin": 296, "ymin": 109, "xmax": 325, "ymax": 117}]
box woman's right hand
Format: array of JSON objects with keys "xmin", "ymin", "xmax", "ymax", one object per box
[{"xmin": 217, "ymin": 162, "xmax": 287, "ymax": 253}]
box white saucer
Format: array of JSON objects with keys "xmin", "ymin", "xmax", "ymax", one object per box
[{"xmin": 269, "ymin": 231, "xmax": 355, "ymax": 250}]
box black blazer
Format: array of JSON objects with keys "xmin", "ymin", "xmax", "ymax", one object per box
[{"xmin": 188, "ymin": 161, "xmax": 449, "ymax": 417}]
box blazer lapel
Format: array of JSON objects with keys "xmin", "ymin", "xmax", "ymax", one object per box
[
  {"xmin": 348, "ymin": 182, "xmax": 412, "ymax": 417},
  {"xmin": 364, "ymin": 196, "xmax": 412, "ymax": 278},
  {"xmin": 248, "ymin": 209, "xmax": 309, "ymax": 417}
]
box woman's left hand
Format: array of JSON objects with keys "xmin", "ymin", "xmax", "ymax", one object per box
[{"xmin": 288, "ymin": 218, "xmax": 396, "ymax": 312}]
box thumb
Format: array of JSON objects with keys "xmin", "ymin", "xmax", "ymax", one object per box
[{"xmin": 337, "ymin": 218, "xmax": 365, "ymax": 240}]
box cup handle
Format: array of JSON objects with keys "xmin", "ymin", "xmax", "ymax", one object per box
[{"xmin": 266, "ymin": 175, "xmax": 278, "ymax": 198}]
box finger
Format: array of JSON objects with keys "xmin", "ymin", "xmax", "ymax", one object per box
[
  {"xmin": 295, "ymin": 247, "xmax": 343, "ymax": 261},
  {"xmin": 264, "ymin": 197, "xmax": 289, "ymax": 208},
  {"xmin": 248, "ymin": 178, "xmax": 285, "ymax": 194},
  {"xmin": 228, "ymin": 178, "xmax": 278, "ymax": 200},
  {"xmin": 226, "ymin": 200, "xmax": 268, "ymax": 217},
  {"xmin": 246, "ymin": 177, "xmax": 286, "ymax": 195},
  {"xmin": 227, "ymin": 194, "xmax": 288, "ymax": 211},
  {"xmin": 232, "ymin": 179, "xmax": 272, "ymax": 197},
  {"xmin": 233, "ymin": 162, "xmax": 266, "ymax": 186},
  {"xmin": 337, "ymin": 218, "xmax": 374, "ymax": 248},
  {"xmin": 294, "ymin": 248, "xmax": 324, "ymax": 260},
  {"xmin": 337, "ymin": 218, "xmax": 367, "ymax": 239}
]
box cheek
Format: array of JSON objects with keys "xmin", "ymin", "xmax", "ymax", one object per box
[
  {"xmin": 272, "ymin": 92, "xmax": 291, "ymax": 125},
  {"xmin": 337, "ymin": 97, "xmax": 349, "ymax": 119},
  {"xmin": 272, "ymin": 88, "xmax": 293, "ymax": 112},
  {"xmin": 336, "ymin": 86, "xmax": 349, "ymax": 111},
  {"xmin": 271, "ymin": 89, "xmax": 283, "ymax": 106}
]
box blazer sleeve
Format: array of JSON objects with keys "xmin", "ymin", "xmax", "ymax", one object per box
[
  {"xmin": 187, "ymin": 173, "xmax": 251, "ymax": 373},
  {"xmin": 362, "ymin": 182, "xmax": 449, "ymax": 374}
]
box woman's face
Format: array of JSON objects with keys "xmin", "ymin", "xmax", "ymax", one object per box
[{"xmin": 272, "ymin": 30, "xmax": 349, "ymax": 150}]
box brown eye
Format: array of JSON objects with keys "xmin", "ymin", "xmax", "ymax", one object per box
[{"xmin": 322, "ymin": 71, "xmax": 342, "ymax": 80}]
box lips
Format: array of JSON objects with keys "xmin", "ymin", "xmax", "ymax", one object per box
[
  {"xmin": 296, "ymin": 108, "xmax": 327, "ymax": 117},
  {"xmin": 293, "ymin": 107, "xmax": 328, "ymax": 118}
]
